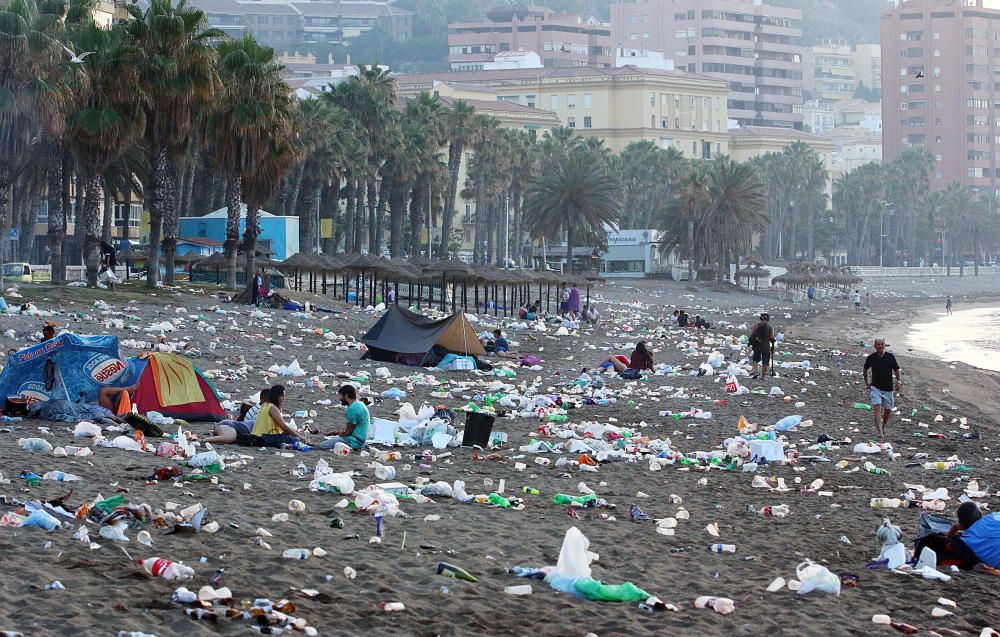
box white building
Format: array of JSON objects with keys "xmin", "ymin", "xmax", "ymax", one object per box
[
  {"xmin": 483, "ymin": 50, "xmax": 543, "ymax": 70},
  {"xmin": 614, "ymin": 48, "xmax": 674, "ymax": 71},
  {"xmin": 600, "ymin": 229, "xmax": 668, "ymax": 278}
]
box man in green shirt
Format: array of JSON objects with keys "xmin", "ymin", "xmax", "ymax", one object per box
[{"xmin": 319, "ymin": 384, "xmax": 370, "ymax": 451}]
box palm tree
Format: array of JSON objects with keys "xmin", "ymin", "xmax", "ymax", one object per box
[
  {"xmin": 701, "ymin": 156, "xmax": 768, "ymax": 281},
  {"xmin": 780, "ymin": 141, "xmax": 827, "ymax": 261},
  {"xmin": 439, "ymin": 99, "xmax": 475, "ymax": 258},
  {"xmin": 0, "ymin": 0, "xmax": 65, "ymax": 249},
  {"xmin": 657, "ymin": 168, "xmax": 709, "ymax": 282},
  {"xmin": 63, "ymin": 21, "xmax": 146, "ymax": 286},
  {"xmin": 242, "ymin": 133, "xmax": 296, "ymax": 284},
  {"xmin": 210, "ymin": 35, "xmax": 292, "ymax": 288},
  {"xmin": 125, "ymin": 0, "xmax": 220, "ymax": 287},
  {"xmin": 523, "ymin": 148, "xmax": 621, "ymax": 275},
  {"xmin": 617, "ymin": 140, "xmax": 686, "ymax": 229}
]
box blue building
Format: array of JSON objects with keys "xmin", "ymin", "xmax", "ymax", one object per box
[{"xmin": 178, "ymin": 205, "xmax": 300, "ymax": 260}]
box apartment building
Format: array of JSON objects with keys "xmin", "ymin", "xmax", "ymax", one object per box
[
  {"xmin": 881, "ymin": 0, "xmax": 1000, "ymax": 192},
  {"xmin": 853, "ymin": 43, "xmax": 882, "ymax": 91},
  {"xmin": 611, "ymin": 0, "xmax": 804, "ymax": 129},
  {"xmin": 447, "ymin": 5, "xmax": 613, "ymax": 70},
  {"xmin": 194, "ymin": 0, "xmax": 412, "ymax": 48},
  {"xmin": 804, "ymin": 39, "xmax": 856, "ymax": 104},
  {"xmin": 397, "ymin": 65, "xmax": 730, "ymax": 156}
]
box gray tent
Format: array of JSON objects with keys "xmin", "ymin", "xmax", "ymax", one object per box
[{"xmin": 361, "ymin": 306, "xmax": 486, "ymax": 366}]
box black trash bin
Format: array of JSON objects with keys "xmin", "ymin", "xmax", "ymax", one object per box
[{"xmin": 462, "ymin": 412, "xmax": 495, "ymax": 448}]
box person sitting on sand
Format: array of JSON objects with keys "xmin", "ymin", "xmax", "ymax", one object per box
[
  {"xmin": 319, "ymin": 385, "xmax": 370, "ymax": 452},
  {"xmin": 598, "ymin": 341, "xmax": 655, "ymax": 373},
  {"xmin": 251, "ymin": 384, "xmax": 308, "ymax": 448},
  {"xmin": 518, "ymin": 303, "xmax": 528, "ymax": 319},
  {"xmin": 915, "ymin": 502, "xmax": 1000, "ymax": 571},
  {"xmin": 670, "ymin": 310, "xmax": 679, "ymax": 326},
  {"xmin": 863, "ymin": 338, "xmax": 901, "ymax": 438},
  {"xmin": 202, "ymin": 389, "xmax": 272, "ymax": 446},
  {"xmin": 584, "ymin": 304, "xmax": 599, "ymax": 324},
  {"xmin": 676, "ymin": 310, "xmax": 690, "ymax": 328},
  {"xmin": 694, "ymin": 315, "xmax": 711, "ymax": 329},
  {"xmin": 98, "ymin": 384, "xmax": 138, "ymax": 416},
  {"xmin": 41, "ymin": 324, "xmax": 56, "ymax": 342}
]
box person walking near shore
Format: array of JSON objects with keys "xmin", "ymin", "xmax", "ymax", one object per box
[
  {"xmin": 863, "ymin": 339, "xmax": 902, "ymax": 438},
  {"xmin": 748, "ymin": 313, "xmax": 775, "ymax": 379},
  {"xmin": 946, "ymin": 295, "xmax": 953, "ymax": 315}
]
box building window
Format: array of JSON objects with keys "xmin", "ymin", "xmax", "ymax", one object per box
[
  {"xmin": 702, "ymin": 141, "xmax": 712, "ymax": 159},
  {"xmin": 550, "ymin": 95, "xmax": 559, "ymax": 110},
  {"xmin": 584, "ymin": 116, "xmax": 592, "ymax": 129},
  {"xmin": 692, "ymin": 141, "xmax": 697, "ymax": 155},
  {"xmin": 650, "ymin": 92, "xmax": 655, "ymax": 106},
  {"xmin": 464, "ymin": 204, "xmax": 472, "ymax": 223},
  {"xmin": 525, "ymin": 94, "xmax": 536, "ymax": 108},
  {"xmin": 567, "ymin": 94, "xmax": 576, "ymax": 109},
  {"xmin": 583, "ymin": 93, "xmax": 591, "ymax": 109},
  {"xmin": 197, "ymin": 222, "xmax": 207, "ymax": 238},
  {"xmin": 567, "ymin": 116, "xmax": 576, "ymax": 128},
  {"xmin": 35, "ymin": 200, "xmax": 48, "ymax": 224}
]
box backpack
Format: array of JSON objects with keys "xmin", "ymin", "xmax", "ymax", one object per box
[{"xmin": 750, "ymin": 323, "xmax": 770, "ymax": 347}]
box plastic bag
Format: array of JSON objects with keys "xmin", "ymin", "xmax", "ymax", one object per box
[
  {"xmin": 555, "ymin": 526, "xmax": 596, "ymax": 580},
  {"xmin": 574, "ymin": 578, "xmax": 649, "ymax": 602},
  {"xmin": 73, "ymin": 422, "xmax": 103, "ymax": 438},
  {"xmin": 795, "ymin": 560, "xmax": 841, "ymax": 596},
  {"xmin": 773, "ymin": 415, "xmax": 802, "ymax": 432}
]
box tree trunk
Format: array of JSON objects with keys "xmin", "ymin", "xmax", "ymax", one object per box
[
  {"xmin": 102, "ymin": 183, "xmax": 114, "ymax": 245},
  {"xmin": 287, "ymin": 162, "xmax": 306, "ymax": 219},
  {"xmin": 47, "ymin": 143, "xmax": 66, "ymax": 282},
  {"xmin": 440, "ymin": 140, "xmax": 464, "ymax": 258},
  {"xmin": 367, "ymin": 180, "xmax": 378, "ymax": 254},
  {"xmin": 320, "ymin": 182, "xmax": 338, "ymax": 254},
  {"xmin": 687, "ymin": 219, "xmax": 694, "ymax": 282},
  {"xmin": 243, "ymin": 205, "xmax": 260, "ymax": 288},
  {"xmin": 224, "ymin": 175, "xmax": 242, "ymax": 289},
  {"xmin": 566, "ymin": 223, "xmax": 575, "ymax": 275},
  {"xmin": 486, "ymin": 197, "xmax": 496, "ymax": 266},
  {"xmin": 344, "ymin": 178, "xmax": 356, "ymax": 253},
  {"xmin": 147, "ymin": 145, "xmax": 171, "ymax": 288},
  {"xmin": 298, "ymin": 183, "xmax": 317, "ymax": 254},
  {"xmin": 373, "ymin": 180, "xmax": 387, "ymax": 255},
  {"xmin": 74, "ymin": 172, "xmax": 86, "ymax": 264},
  {"xmin": 181, "ymin": 159, "xmax": 196, "ymax": 217},
  {"xmin": 163, "ymin": 160, "xmax": 180, "ymax": 286},
  {"xmin": 353, "ymin": 179, "xmax": 365, "ymax": 253},
  {"xmin": 82, "ymin": 173, "xmax": 102, "ymax": 287},
  {"xmin": 388, "ymin": 178, "xmax": 407, "ymax": 257},
  {"xmin": 807, "ymin": 206, "xmax": 815, "ymax": 261},
  {"xmin": 473, "ymin": 176, "xmax": 486, "ymax": 265},
  {"xmin": 409, "ymin": 178, "xmax": 425, "ymax": 256}
]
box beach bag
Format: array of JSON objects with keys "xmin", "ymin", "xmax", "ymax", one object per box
[{"xmin": 619, "ymin": 368, "xmax": 642, "ymax": 380}]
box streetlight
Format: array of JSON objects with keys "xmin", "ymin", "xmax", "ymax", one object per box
[{"xmin": 879, "ymin": 200, "xmax": 894, "ymax": 267}]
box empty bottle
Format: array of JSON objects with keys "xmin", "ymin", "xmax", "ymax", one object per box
[
  {"xmin": 436, "ymin": 562, "xmax": 478, "ymax": 582},
  {"xmin": 864, "ymin": 461, "xmax": 890, "ymax": 476},
  {"xmin": 504, "ymin": 584, "xmax": 533, "ymax": 595},
  {"xmin": 870, "ymin": 497, "xmax": 902, "ymax": 509},
  {"xmin": 138, "ymin": 557, "xmax": 195, "ymax": 581},
  {"xmin": 553, "ymin": 493, "xmax": 597, "ymax": 506},
  {"xmin": 708, "ymin": 544, "xmax": 736, "ymax": 553},
  {"xmin": 487, "ymin": 493, "xmax": 511, "ymax": 508},
  {"xmin": 754, "ymin": 505, "xmax": 790, "ymax": 518},
  {"xmin": 281, "ymin": 548, "xmax": 311, "ymax": 560},
  {"xmin": 922, "ymin": 461, "xmax": 955, "ymax": 470}
]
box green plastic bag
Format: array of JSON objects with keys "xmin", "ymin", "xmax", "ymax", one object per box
[
  {"xmin": 574, "ymin": 578, "xmax": 649, "ymax": 602},
  {"xmin": 93, "ymin": 495, "xmax": 125, "ymax": 513}
]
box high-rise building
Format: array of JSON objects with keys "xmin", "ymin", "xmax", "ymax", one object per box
[
  {"xmin": 611, "ymin": 0, "xmax": 804, "ymax": 129},
  {"xmin": 194, "ymin": 0, "xmax": 412, "ymax": 49},
  {"xmin": 881, "ymin": 0, "xmax": 1000, "ymax": 192},
  {"xmin": 804, "ymin": 39, "xmax": 856, "ymax": 104},
  {"xmin": 447, "ymin": 5, "xmax": 613, "ymax": 71},
  {"xmin": 853, "ymin": 43, "xmax": 882, "ymax": 91}
]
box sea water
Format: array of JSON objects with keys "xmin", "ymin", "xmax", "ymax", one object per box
[{"xmin": 908, "ymin": 306, "xmax": 1000, "ymax": 372}]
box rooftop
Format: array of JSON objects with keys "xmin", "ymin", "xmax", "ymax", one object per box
[
  {"xmin": 397, "ymin": 64, "xmax": 727, "ymax": 89},
  {"xmin": 729, "ymin": 125, "xmax": 831, "ymax": 143}
]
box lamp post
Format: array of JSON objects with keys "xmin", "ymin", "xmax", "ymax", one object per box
[{"xmin": 879, "ymin": 200, "xmax": 894, "ymax": 268}]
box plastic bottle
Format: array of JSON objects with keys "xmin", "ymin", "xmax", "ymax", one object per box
[
  {"xmin": 548, "ymin": 414, "xmax": 568, "ymax": 422},
  {"xmin": 922, "ymin": 461, "xmax": 955, "ymax": 470},
  {"xmin": 281, "ymin": 548, "xmax": 311, "ymax": 560},
  {"xmin": 708, "ymin": 544, "xmax": 736, "ymax": 553},
  {"xmin": 870, "ymin": 497, "xmax": 902, "ymax": 509},
  {"xmin": 553, "ymin": 493, "xmax": 597, "ymax": 506},
  {"xmin": 756, "ymin": 505, "xmax": 791, "ymax": 517},
  {"xmin": 504, "ymin": 584, "xmax": 533, "ymax": 595},
  {"xmin": 41, "ymin": 471, "xmax": 82, "ymax": 482},
  {"xmin": 852, "ymin": 403, "xmax": 873, "ymax": 411},
  {"xmin": 436, "ymin": 562, "xmax": 478, "ymax": 582},
  {"xmin": 487, "ymin": 493, "xmax": 511, "ymax": 508},
  {"xmin": 864, "ymin": 461, "xmax": 890, "ymax": 476},
  {"xmin": 522, "ymin": 487, "xmax": 540, "ymax": 495},
  {"xmin": 138, "ymin": 557, "xmax": 195, "ymax": 581}
]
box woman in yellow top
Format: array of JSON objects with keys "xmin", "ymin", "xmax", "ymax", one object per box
[{"xmin": 252, "ymin": 385, "xmax": 309, "ymax": 449}]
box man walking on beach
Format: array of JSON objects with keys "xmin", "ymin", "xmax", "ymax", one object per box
[
  {"xmin": 946, "ymin": 295, "xmax": 953, "ymax": 315},
  {"xmin": 863, "ymin": 338, "xmax": 902, "ymax": 438},
  {"xmin": 748, "ymin": 313, "xmax": 775, "ymax": 379}
]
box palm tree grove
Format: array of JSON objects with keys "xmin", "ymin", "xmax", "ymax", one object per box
[{"xmin": 1, "ymin": 0, "xmax": 995, "ymax": 286}]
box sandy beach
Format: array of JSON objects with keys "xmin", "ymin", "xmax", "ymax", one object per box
[{"xmin": 1, "ymin": 278, "xmax": 999, "ymax": 637}]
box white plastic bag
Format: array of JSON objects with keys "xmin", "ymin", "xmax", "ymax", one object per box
[
  {"xmin": 555, "ymin": 526, "xmax": 597, "ymax": 580},
  {"xmin": 795, "ymin": 560, "xmax": 841, "ymax": 596}
]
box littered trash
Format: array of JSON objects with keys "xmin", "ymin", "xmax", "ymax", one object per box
[{"xmin": 694, "ymin": 596, "xmax": 736, "ymax": 615}]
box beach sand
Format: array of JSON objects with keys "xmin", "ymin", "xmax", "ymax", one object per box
[{"xmin": 0, "ymin": 279, "xmax": 998, "ymax": 636}]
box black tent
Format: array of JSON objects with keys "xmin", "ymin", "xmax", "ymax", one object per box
[{"xmin": 361, "ymin": 306, "xmax": 486, "ymax": 366}]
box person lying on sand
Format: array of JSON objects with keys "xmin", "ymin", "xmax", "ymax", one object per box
[
  {"xmin": 599, "ymin": 341, "xmax": 655, "ymax": 374},
  {"xmin": 490, "ymin": 329, "xmax": 519, "ymax": 360},
  {"xmin": 319, "ymin": 384, "xmax": 370, "ymax": 452},
  {"xmin": 915, "ymin": 502, "xmax": 1000, "ymax": 572},
  {"xmin": 203, "ymin": 389, "xmax": 273, "ymax": 446}
]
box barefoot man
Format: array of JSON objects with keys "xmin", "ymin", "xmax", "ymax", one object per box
[{"xmin": 863, "ymin": 338, "xmax": 902, "ymax": 437}]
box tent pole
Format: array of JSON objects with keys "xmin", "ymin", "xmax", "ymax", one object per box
[
  {"xmin": 493, "ymin": 283, "xmax": 498, "ymax": 317},
  {"xmin": 475, "ymin": 283, "xmax": 479, "ymax": 315},
  {"xmin": 502, "ymin": 284, "xmax": 506, "ymax": 317},
  {"xmin": 355, "ymin": 273, "xmax": 360, "ymax": 305}
]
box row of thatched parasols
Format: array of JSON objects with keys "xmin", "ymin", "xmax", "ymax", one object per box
[
  {"xmin": 273, "ymin": 253, "xmax": 604, "ymax": 317},
  {"xmin": 769, "ymin": 262, "xmax": 863, "ymax": 289}
]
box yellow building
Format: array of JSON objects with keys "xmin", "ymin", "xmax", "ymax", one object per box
[
  {"xmin": 728, "ymin": 126, "xmax": 836, "ymax": 197},
  {"xmin": 397, "ymin": 65, "xmax": 731, "ymax": 158}
]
